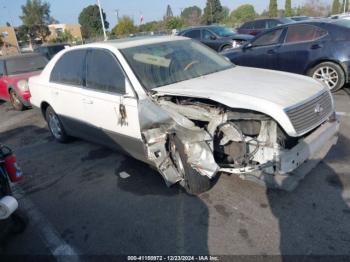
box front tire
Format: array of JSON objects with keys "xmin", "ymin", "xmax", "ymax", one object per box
[
  {"xmin": 308, "ymin": 62, "xmax": 345, "ymax": 92},
  {"xmin": 45, "ymin": 106, "xmax": 69, "ymax": 143},
  {"xmin": 169, "ymin": 134, "xmax": 215, "ymax": 195},
  {"xmin": 9, "ymin": 89, "xmax": 24, "ymax": 111}
]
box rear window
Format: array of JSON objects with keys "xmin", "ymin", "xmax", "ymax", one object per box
[
  {"xmin": 183, "ymin": 29, "xmax": 200, "ymax": 39},
  {"xmin": 241, "ymin": 22, "xmax": 253, "ymax": 29},
  {"xmin": 333, "ymin": 19, "xmax": 350, "ymax": 28},
  {"xmin": 285, "ymin": 24, "xmax": 327, "ymax": 43},
  {"xmin": 6, "ymin": 55, "xmax": 48, "ymax": 75}
]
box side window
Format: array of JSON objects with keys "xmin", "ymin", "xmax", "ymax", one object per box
[
  {"xmin": 285, "ymin": 25, "xmax": 327, "ymax": 44},
  {"xmin": 86, "ymin": 49, "xmax": 126, "ymax": 94},
  {"xmin": 254, "ymin": 20, "xmax": 267, "ymax": 29},
  {"xmin": 267, "ymin": 20, "xmax": 279, "ymax": 28},
  {"xmin": 184, "ymin": 30, "xmax": 200, "ymax": 39},
  {"xmin": 241, "ymin": 22, "xmax": 253, "ymax": 29},
  {"xmin": 0, "ymin": 61, "xmax": 5, "ymax": 76},
  {"xmin": 50, "ymin": 49, "xmax": 85, "ymax": 86},
  {"xmin": 252, "ymin": 28, "xmax": 284, "ymax": 47},
  {"xmin": 202, "ymin": 30, "xmax": 215, "ymax": 40}
]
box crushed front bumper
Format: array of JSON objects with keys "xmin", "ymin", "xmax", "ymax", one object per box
[{"xmin": 221, "ymin": 120, "xmax": 339, "ymax": 191}]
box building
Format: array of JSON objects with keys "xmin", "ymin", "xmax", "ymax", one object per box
[
  {"xmin": 0, "ymin": 26, "xmax": 19, "ymax": 55},
  {"xmin": 48, "ymin": 24, "xmax": 83, "ymax": 42}
]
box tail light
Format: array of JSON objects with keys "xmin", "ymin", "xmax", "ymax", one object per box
[{"xmin": 1, "ymin": 146, "xmax": 23, "ymax": 183}]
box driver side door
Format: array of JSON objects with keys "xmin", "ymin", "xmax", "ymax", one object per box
[{"xmin": 237, "ymin": 28, "xmax": 285, "ymax": 70}]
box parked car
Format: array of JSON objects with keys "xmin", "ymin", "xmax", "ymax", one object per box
[
  {"xmin": 289, "ymin": 16, "xmax": 313, "ymax": 21},
  {"xmin": 236, "ymin": 18, "xmax": 294, "ymax": 36},
  {"xmin": 0, "ymin": 53, "xmax": 48, "ymax": 110},
  {"xmin": 330, "ymin": 13, "xmax": 350, "ymax": 20},
  {"xmin": 224, "ymin": 19, "xmax": 350, "ymax": 92},
  {"xmin": 29, "ymin": 36, "xmax": 338, "ymax": 194},
  {"xmin": 34, "ymin": 43, "xmax": 70, "ymax": 60},
  {"xmin": 178, "ymin": 25, "xmax": 253, "ymax": 52}
]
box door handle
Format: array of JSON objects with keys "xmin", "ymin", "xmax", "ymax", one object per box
[
  {"xmin": 82, "ymin": 98, "xmax": 93, "ymax": 105},
  {"xmin": 311, "ymin": 44, "xmax": 323, "ymax": 50},
  {"xmin": 267, "ymin": 49, "xmax": 276, "ymax": 55},
  {"xmin": 51, "ymin": 91, "xmax": 59, "ymax": 96}
]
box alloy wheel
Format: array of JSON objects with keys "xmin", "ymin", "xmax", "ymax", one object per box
[
  {"xmin": 313, "ymin": 66, "xmax": 339, "ymax": 90},
  {"xmin": 48, "ymin": 112, "xmax": 63, "ymax": 139}
]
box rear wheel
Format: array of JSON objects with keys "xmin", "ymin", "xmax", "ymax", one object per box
[
  {"xmin": 9, "ymin": 89, "xmax": 24, "ymax": 111},
  {"xmin": 169, "ymin": 134, "xmax": 215, "ymax": 195},
  {"xmin": 45, "ymin": 106, "xmax": 69, "ymax": 143},
  {"xmin": 309, "ymin": 62, "xmax": 345, "ymax": 92}
]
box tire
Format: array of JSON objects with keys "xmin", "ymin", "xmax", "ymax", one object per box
[
  {"xmin": 9, "ymin": 89, "xmax": 24, "ymax": 111},
  {"xmin": 169, "ymin": 134, "xmax": 215, "ymax": 195},
  {"xmin": 45, "ymin": 106, "xmax": 69, "ymax": 143},
  {"xmin": 308, "ymin": 62, "xmax": 345, "ymax": 92}
]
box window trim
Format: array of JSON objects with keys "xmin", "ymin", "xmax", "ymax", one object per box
[
  {"xmin": 83, "ymin": 47, "xmax": 132, "ymax": 96},
  {"xmin": 282, "ymin": 24, "xmax": 329, "ymax": 46},
  {"xmin": 49, "ymin": 49, "xmax": 87, "ymax": 87}
]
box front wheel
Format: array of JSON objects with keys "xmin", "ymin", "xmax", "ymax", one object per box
[
  {"xmin": 169, "ymin": 134, "xmax": 215, "ymax": 195},
  {"xmin": 45, "ymin": 106, "xmax": 69, "ymax": 143},
  {"xmin": 308, "ymin": 62, "xmax": 345, "ymax": 92},
  {"xmin": 9, "ymin": 89, "xmax": 25, "ymax": 111}
]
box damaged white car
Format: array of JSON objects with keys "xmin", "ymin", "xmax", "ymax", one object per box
[{"xmin": 29, "ymin": 36, "xmax": 339, "ymax": 195}]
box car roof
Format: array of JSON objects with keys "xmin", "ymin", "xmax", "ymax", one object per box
[
  {"xmin": 37, "ymin": 43, "xmax": 70, "ymax": 47},
  {"xmin": 0, "ymin": 52, "xmax": 44, "ymax": 61},
  {"xmin": 70, "ymin": 35, "xmax": 188, "ymax": 50}
]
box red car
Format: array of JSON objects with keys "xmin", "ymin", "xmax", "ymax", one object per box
[{"xmin": 0, "ymin": 53, "xmax": 48, "ymax": 110}]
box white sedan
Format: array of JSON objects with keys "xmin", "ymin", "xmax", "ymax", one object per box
[{"xmin": 29, "ymin": 36, "xmax": 339, "ymax": 195}]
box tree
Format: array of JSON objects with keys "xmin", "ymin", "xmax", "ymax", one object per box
[
  {"xmin": 138, "ymin": 21, "xmax": 161, "ymax": 32},
  {"xmin": 299, "ymin": 0, "xmax": 330, "ymax": 16},
  {"xmin": 202, "ymin": 0, "xmax": 224, "ymax": 24},
  {"xmin": 332, "ymin": 0, "xmax": 341, "ymax": 14},
  {"xmin": 166, "ymin": 17, "xmax": 184, "ymax": 30},
  {"xmin": 269, "ymin": 0, "xmax": 278, "ymax": 17},
  {"xmin": 112, "ymin": 16, "xmax": 137, "ymax": 37},
  {"xmin": 19, "ymin": 0, "xmax": 55, "ymax": 42},
  {"xmin": 285, "ymin": 0, "xmax": 292, "ymax": 16},
  {"xmin": 165, "ymin": 4, "xmax": 173, "ymax": 19},
  {"xmin": 228, "ymin": 4, "xmax": 256, "ymax": 26},
  {"xmin": 221, "ymin": 6, "xmax": 230, "ymax": 20},
  {"xmin": 181, "ymin": 6, "xmax": 202, "ymax": 26},
  {"xmin": 50, "ymin": 29, "xmax": 74, "ymax": 43},
  {"xmin": 78, "ymin": 4, "xmax": 109, "ymax": 39},
  {"xmin": 341, "ymin": 0, "xmax": 349, "ymax": 12}
]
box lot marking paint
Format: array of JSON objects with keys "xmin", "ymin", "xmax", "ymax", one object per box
[{"xmin": 13, "ymin": 186, "xmax": 81, "ymax": 262}]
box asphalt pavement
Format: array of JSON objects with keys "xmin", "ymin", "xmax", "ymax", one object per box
[{"xmin": 0, "ymin": 89, "xmax": 350, "ymax": 260}]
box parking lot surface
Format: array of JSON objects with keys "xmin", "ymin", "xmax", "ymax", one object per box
[{"xmin": 1, "ymin": 90, "xmax": 350, "ymax": 258}]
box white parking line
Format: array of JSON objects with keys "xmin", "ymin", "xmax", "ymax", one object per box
[{"xmin": 13, "ymin": 186, "xmax": 81, "ymax": 262}]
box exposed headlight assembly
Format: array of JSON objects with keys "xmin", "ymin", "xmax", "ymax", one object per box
[{"xmin": 17, "ymin": 80, "xmax": 29, "ymax": 92}]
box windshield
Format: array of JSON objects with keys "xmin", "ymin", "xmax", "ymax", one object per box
[
  {"xmin": 333, "ymin": 19, "xmax": 350, "ymax": 28},
  {"xmin": 121, "ymin": 39, "xmax": 233, "ymax": 90},
  {"xmin": 210, "ymin": 26, "xmax": 235, "ymax": 37},
  {"xmin": 6, "ymin": 55, "xmax": 48, "ymax": 75}
]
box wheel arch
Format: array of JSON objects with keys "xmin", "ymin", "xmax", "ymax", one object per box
[
  {"xmin": 40, "ymin": 101, "xmax": 50, "ymax": 118},
  {"xmin": 306, "ymin": 59, "xmax": 348, "ymax": 82}
]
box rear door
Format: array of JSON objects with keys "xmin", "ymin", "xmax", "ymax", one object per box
[
  {"xmin": 49, "ymin": 49, "xmax": 86, "ymax": 134},
  {"xmin": 277, "ymin": 24, "xmax": 328, "ymax": 74},
  {"xmin": 81, "ymin": 48, "xmax": 144, "ymax": 159},
  {"xmin": 0, "ymin": 61, "xmax": 7, "ymax": 99},
  {"xmin": 235, "ymin": 28, "xmax": 285, "ymax": 69}
]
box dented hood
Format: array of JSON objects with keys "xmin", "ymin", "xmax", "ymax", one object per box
[{"xmin": 154, "ymin": 66, "xmax": 326, "ymax": 110}]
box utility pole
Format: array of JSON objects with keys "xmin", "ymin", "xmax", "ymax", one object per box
[
  {"xmin": 115, "ymin": 9, "xmax": 120, "ymax": 23},
  {"xmin": 97, "ymin": 0, "xmax": 107, "ymax": 41}
]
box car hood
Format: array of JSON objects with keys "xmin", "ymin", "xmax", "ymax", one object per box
[{"xmin": 154, "ymin": 66, "xmax": 328, "ymax": 136}]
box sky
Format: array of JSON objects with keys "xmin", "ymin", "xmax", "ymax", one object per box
[{"xmin": 0, "ymin": 0, "xmax": 332, "ymax": 28}]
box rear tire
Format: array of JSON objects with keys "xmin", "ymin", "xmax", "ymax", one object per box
[
  {"xmin": 45, "ymin": 106, "xmax": 69, "ymax": 143},
  {"xmin": 169, "ymin": 134, "xmax": 215, "ymax": 195},
  {"xmin": 308, "ymin": 62, "xmax": 345, "ymax": 92},
  {"xmin": 9, "ymin": 89, "xmax": 24, "ymax": 111}
]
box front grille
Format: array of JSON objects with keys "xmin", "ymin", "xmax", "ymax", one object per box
[{"xmin": 286, "ymin": 91, "xmax": 333, "ymax": 134}]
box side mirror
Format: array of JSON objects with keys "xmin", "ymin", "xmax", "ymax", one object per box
[
  {"xmin": 210, "ymin": 35, "xmax": 217, "ymax": 40},
  {"xmin": 243, "ymin": 43, "xmax": 253, "ymax": 50}
]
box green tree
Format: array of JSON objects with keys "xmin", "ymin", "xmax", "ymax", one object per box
[
  {"xmin": 112, "ymin": 16, "xmax": 137, "ymax": 36},
  {"xmin": 332, "ymin": 0, "xmax": 341, "ymax": 14},
  {"xmin": 341, "ymin": 0, "xmax": 349, "ymax": 12},
  {"xmin": 78, "ymin": 4, "xmax": 109, "ymax": 39},
  {"xmin": 50, "ymin": 29, "xmax": 74, "ymax": 43},
  {"xmin": 19, "ymin": 0, "xmax": 55, "ymax": 42},
  {"xmin": 221, "ymin": 6, "xmax": 230, "ymax": 20},
  {"xmin": 269, "ymin": 0, "xmax": 278, "ymax": 17},
  {"xmin": 181, "ymin": 6, "xmax": 202, "ymax": 26},
  {"xmin": 285, "ymin": 0, "xmax": 292, "ymax": 16},
  {"xmin": 228, "ymin": 4, "xmax": 256, "ymax": 26},
  {"xmin": 202, "ymin": 0, "xmax": 224, "ymax": 24},
  {"xmin": 138, "ymin": 21, "xmax": 160, "ymax": 32},
  {"xmin": 166, "ymin": 17, "xmax": 184, "ymax": 30}
]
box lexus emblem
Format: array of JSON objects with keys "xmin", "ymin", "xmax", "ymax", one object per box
[{"xmin": 314, "ymin": 103, "xmax": 324, "ymax": 115}]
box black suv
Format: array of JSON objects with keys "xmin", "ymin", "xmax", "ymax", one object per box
[
  {"xmin": 236, "ymin": 18, "xmax": 294, "ymax": 36},
  {"xmin": 34, "ymin": 43, "xmax": 70, "ymax": 60},
  {"xmin": 178, "ymin": 25, "xmax": 253, "ymax": 52}
]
